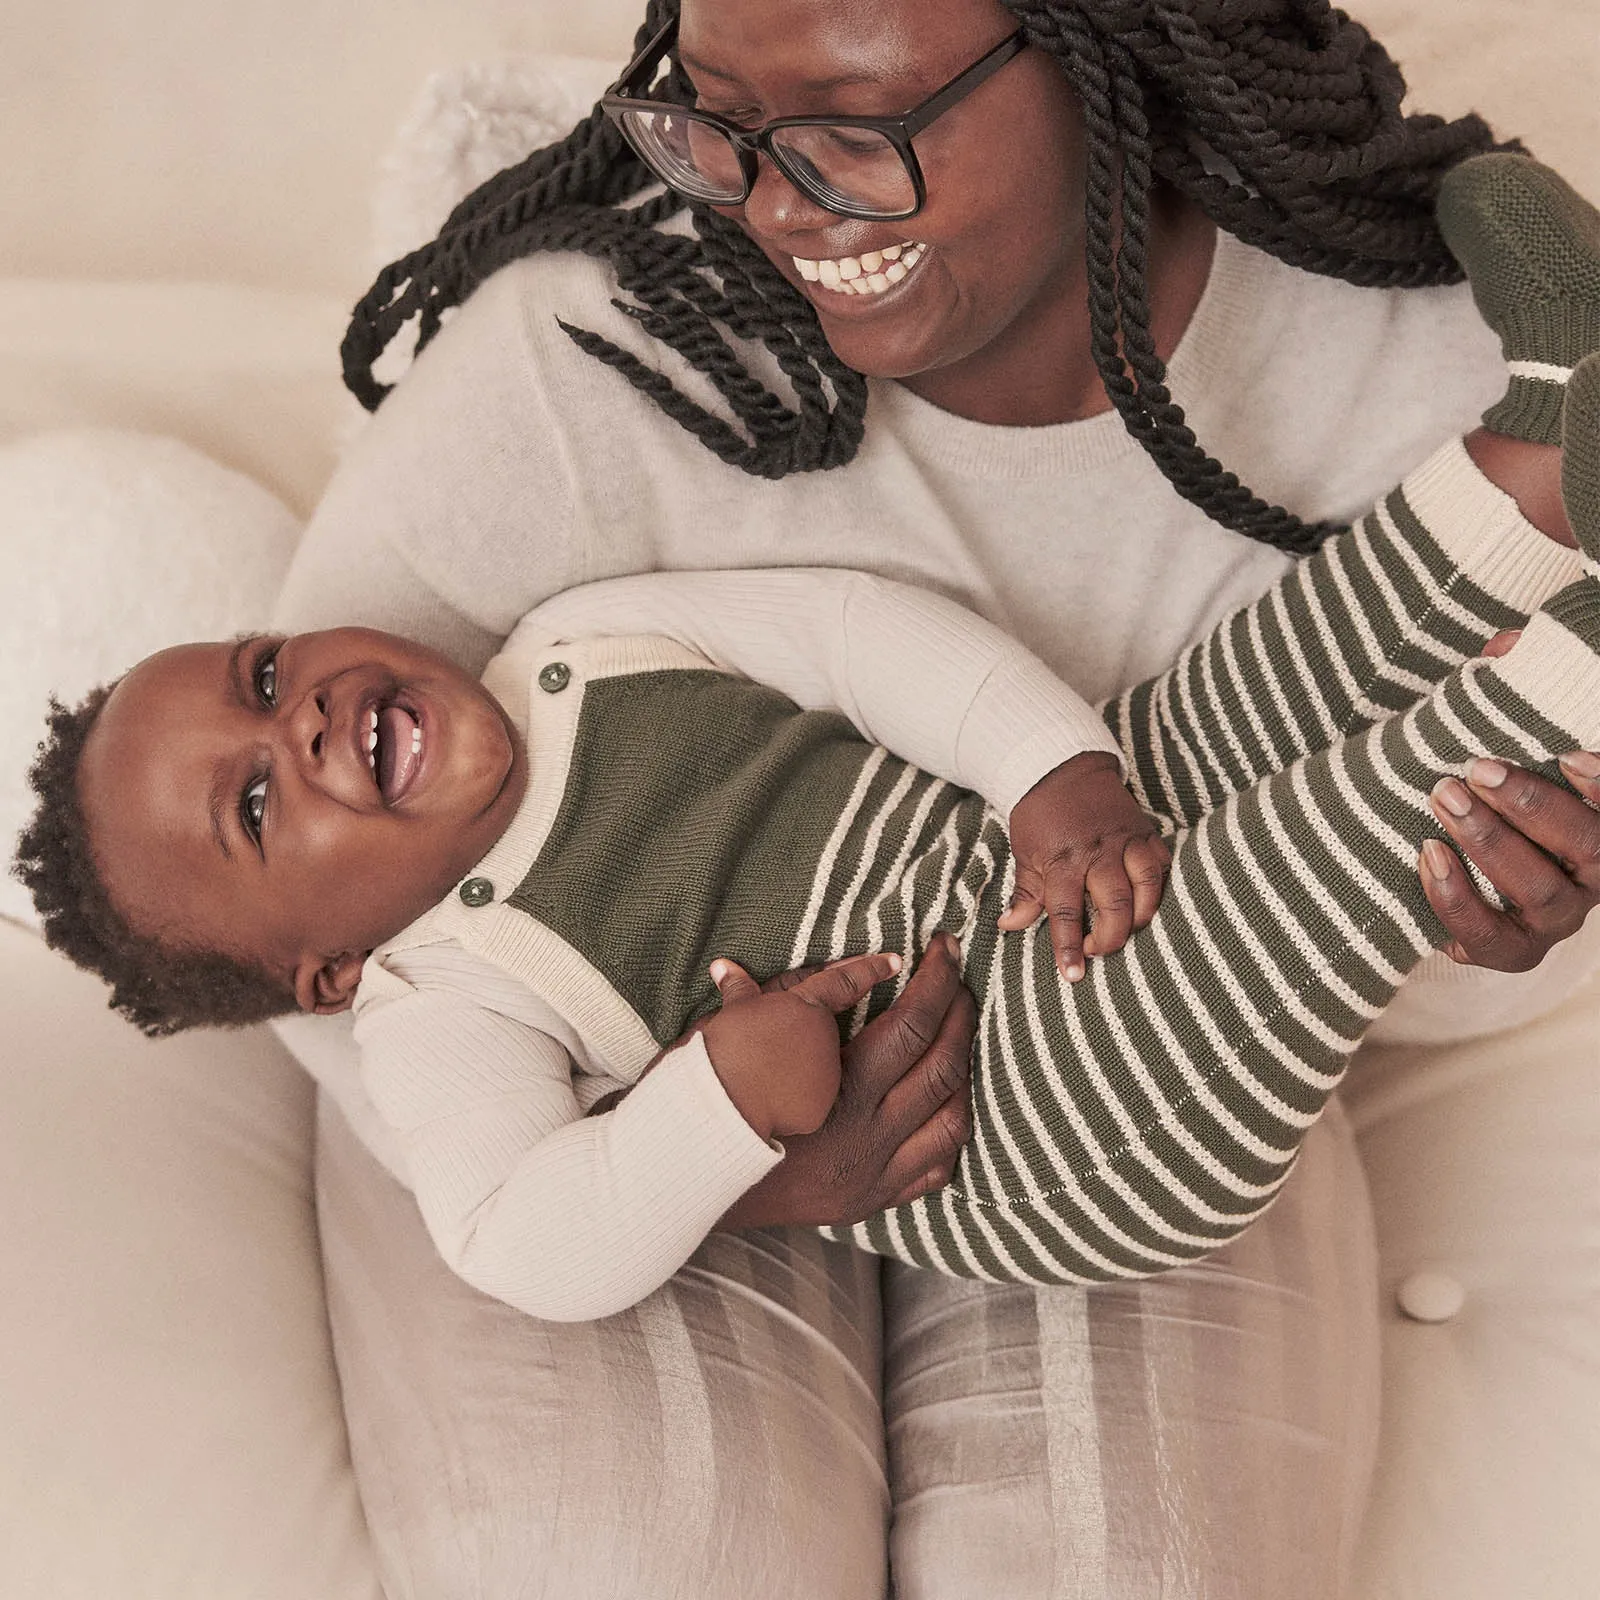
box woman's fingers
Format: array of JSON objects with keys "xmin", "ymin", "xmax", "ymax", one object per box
[
  {"xmin": 1421, "ymin": 761, "xmax": 1600, "ymax": 970},
  {"xmin": 794, "ymin": 950, "xmax": 903, "ymax": 1013},
  {"xmin": 1462, "ymin": 759, "xmax": 1600, "ymax": 887},
  {"xmin": 844, "ymin": 931, "xmax": 966, "ymax": 1101},
  {"xmin": 714, "ymin": 943, "xmax": 976, "ymax": 1232},
  {"xmin": 1419, "ymin": 839, "xmax": 1543, "ymax": 968},
  {"xmin": 873, "ymin": 978, "xmax": 977, "ymax": 1133},
  {"xmin": 881, "ymin": 1086, "xmax": 974, "ymax": 1209}
]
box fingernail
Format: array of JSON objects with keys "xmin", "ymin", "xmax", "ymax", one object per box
[
  {"xmin": 709, "ymin": 959, "xmax": 730, "ymax": 983},
  {"xmin": 1560, "ymin": 750, "xmax": 1600, "ymax": 780},
  {"xmin": 1467, "ymin": 758, "xmax": 1507, "ymax": 789},
  {"xmin": 1421, "ymin": 839, "xmax": 1454, "ymax": 881},
  {"xmin": 1431, "ymin": 777, "xmax": 1472, "ymax": 817},
  {"xmin": 1065, "ymin": 962, "xmax": 1085, "ymax": 983},
  {"xmin": 885, "ymin": 952, "xmax": 903, "ymax": 973}
]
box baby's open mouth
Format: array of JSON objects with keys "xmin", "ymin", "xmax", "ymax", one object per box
[{"xmin": 365, "ymin": 701, "xmax": 424, "ymax": 803}]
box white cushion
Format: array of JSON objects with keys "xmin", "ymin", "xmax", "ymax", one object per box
[
  {"xmin": 1345, "ymin": 965, "xmax": 1600, "ymax": 1599},
  {"xmin": 0, "ymin": 427, "xmax": 301, "ymax": 927},
  {"xmin": 0, "ymin": 917, "xmax": 380, "ymax": 1600}
]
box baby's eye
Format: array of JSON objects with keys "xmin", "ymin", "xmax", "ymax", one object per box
[
  {"xmin": 254, "ymin": 647, "xmax": 279, "ymax": 708},
  {"xmin": 241, "ymin": 776, "xmax": 268, "ymax": 844}
]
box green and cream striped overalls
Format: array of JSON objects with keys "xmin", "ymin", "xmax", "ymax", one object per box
[{"xmin": 469, "ymin": 467, "xmax": 1599, "ymax": 1284}]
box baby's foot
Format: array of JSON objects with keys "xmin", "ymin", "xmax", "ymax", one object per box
[
  {"xmin": 1438, "ymin": 154, "xmax": 1600, "ymax": 445},
  {"xmin": 1562, "ymin": 351, "xmax": 1600, "ymax": 576}
]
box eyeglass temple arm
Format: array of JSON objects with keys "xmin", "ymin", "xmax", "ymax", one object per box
[
  {"xmin": 900, "ymin": 31, "xmax": 1028, "ymax": 138},
  {"xmin": 608, "ymin": 15, "xmax": 681, "ymax": 98}
]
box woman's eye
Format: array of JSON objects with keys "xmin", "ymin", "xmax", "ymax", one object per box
[
  {"xmin": 254, "ymin": 648, "xmax": 279, "ymax": 707},
  {"xmin": 241, "ymin": 776, "xmax": 268, "ymax": 844}
]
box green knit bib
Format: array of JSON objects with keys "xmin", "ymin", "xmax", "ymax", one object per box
[{"xmin": 507, "ymin": 668, "xmax": 1001, "ymax": 1048}]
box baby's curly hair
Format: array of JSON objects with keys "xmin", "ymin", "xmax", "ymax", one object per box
[{"xmin": 13, "ymin": 688, "xmax": 297, "ymax": 1037}]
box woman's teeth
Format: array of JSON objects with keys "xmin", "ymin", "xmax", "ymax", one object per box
[{"xmin": 793, "ymin": 242, "xmax": 926, "ymax": 296}]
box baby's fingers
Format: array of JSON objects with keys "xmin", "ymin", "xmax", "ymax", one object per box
[
  {"xmin": 709, "ymin": 958, "xmax": 762, "ymax": 1005},
  {"xmin": 1080, "ymin": 856, "xmax": 1135, "ymax": 959},
  {"xmin": 1126, "ymin": 834, "xmax": 1171, "ymax": 931},
  {"xmin": 1039, "ymin": 860, "xmax": 1090, "ymax": 982},
  {"xmin": 996, "ymin": 885, "xmax": 1045, "ymax": 932}
]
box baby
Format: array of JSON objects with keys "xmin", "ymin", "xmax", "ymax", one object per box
[{"xmin": 17, "ymin": 156, "xmax": 1600, "ymax": 1321}]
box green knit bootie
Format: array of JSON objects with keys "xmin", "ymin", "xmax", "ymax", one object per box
[
  {"xmin": 1438, "ymin": 153, "xmax": 1600, "ymax": 445},
  {"xmin": 1562, "ymin": 351, "xmax": 1600, "ymax": 575}
]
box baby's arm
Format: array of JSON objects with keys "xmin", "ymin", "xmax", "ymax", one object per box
[
  {"xmin": 521, "ymin": 568, "xmax": 1163, "ymax": 973},
  {"xmin": 521, "ymin": 567, "xmax": 1114, "ymax": 813},
  {"xmin": 353, "ymin": 942, "xmax": 895, "ymax": 1323}
]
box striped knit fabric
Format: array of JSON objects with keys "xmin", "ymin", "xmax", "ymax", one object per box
[
  {"xmin": 503, "ymin": 449, "xmax": 1597, "ymax": 1285},
  {"xmin": 816, "ymin": 471, "xmax": 1600, "ymax": 1281}
]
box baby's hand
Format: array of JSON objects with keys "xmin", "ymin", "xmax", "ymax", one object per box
[
  {"xmin": 701, "ymin": 951, "xmax": 903, "ymax": 1139},
  {"xmin": 999, "ymin": 752, "xmax": 1170, "ymax": 981}
]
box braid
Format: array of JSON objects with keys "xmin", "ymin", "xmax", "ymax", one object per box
[
  {"xmin": 343, "ymin": 0, "xmax": 1510, "ymax": 552},
  {"xmin": 13, "ymin": 691, "xmax": 295, "ymax": 1037}
]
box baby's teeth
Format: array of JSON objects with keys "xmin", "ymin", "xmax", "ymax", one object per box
[{"xmin": 411, "ymin": 728, "xmax": 422, "ymax": 755}]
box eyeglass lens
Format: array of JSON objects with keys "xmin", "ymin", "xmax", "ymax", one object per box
[{"xmin": 617, "ymin": 108, "xmax": 915, "ymax": 217}]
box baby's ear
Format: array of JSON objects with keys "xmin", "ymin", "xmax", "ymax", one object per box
[{"xmin": 294, "ymin": 950, "xmax": 367, "ymax": 1015}]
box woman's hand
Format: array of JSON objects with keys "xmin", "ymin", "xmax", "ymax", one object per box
[
  {"xmin": 1000, "ymin": 752, "xmax": 1171, "ymax": 982},
  {"xmin": 1422, "ymin": 751, "xmax": 1600, "ymax": 969},
  {"xmin": 701, "ymin": 951, "xmax": 902, "ymax": 1139},
  {"xmin": 717, "ymin": 932, "xmax": 977, "ymax": 1232}
]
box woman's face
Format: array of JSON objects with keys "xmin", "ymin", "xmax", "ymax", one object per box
[{"xmin": 677, "ymin": 0, "xmax": 1091, "ymax": 411}]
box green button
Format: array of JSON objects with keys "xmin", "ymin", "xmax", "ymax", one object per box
[
  {"xmin": 458, "ymin": 877, "xmax": 495, "ymax": 908},
  {"xmin": 538, "ymin": 661, "xmax": 572, "ymax": 694}
]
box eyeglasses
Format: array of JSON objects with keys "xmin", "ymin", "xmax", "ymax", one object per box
[{"xmin": 601, "ymin": 18, "xmax": 1028, "ymax": 222}]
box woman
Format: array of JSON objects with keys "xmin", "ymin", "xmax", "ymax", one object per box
[{"xmin": 279, "ymin": 1, "xmax": 1600, "ymax": 1594}]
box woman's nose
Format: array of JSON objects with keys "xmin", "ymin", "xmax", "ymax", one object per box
[{"xmin": 738, "ymin": 153, "xmax": 837, "ymax": 238}]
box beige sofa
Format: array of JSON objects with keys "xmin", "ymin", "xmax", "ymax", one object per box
[{"xmin": 2, "ymin": 5, "xmax": 1597, "ymax": 1596}]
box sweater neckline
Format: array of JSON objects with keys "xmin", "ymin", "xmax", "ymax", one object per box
[{"xmin": 865, "ymin": 228, "xmax": 1269, "ymax": 481}]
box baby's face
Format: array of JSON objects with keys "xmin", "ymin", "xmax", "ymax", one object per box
[{"xmin": 78, "ymin": 627, "xmax": 527, "ymax": 1012}]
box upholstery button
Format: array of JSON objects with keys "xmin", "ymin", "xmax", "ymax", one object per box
[
  {"xmin": 1396, "ymin": 1270, "xmax": 1465, "ymax": 1324},
  {"xmin": 458, "ymin": 877, "xmax": 495, "ymax": 908},
  {"xmin": 538, "ymin": 661, "xmax": 572, "ymax": 694}
]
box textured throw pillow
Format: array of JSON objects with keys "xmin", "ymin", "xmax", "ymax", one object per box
[
  {"xmin": 0, "ymin": 429, "xmax": 300, "ymax": 926},
  {"xmin": 370, "ymin": 55, "xmax": 617, "ymax": 265}
]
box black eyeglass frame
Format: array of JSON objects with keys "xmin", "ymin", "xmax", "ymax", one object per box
[{"xmin": 601, "ymin": 17, "xmax": 1028, "ymax": 222}]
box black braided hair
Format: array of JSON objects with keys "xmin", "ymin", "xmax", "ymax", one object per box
[
  {"xmin": 343, "ymin": 0, "xmax": 1513, "ymax": 550},
  {"xmin": 13, "ymin": 691, "xmax": 296, "ymax": 1037}
]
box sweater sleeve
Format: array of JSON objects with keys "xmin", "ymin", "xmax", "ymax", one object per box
[
  {"xmin": 353, "ymin": 951, "xmax": 782, "ymax": 1323},
  {"xmin": 518, "ymin": 567, "xmax": 1121, "ymax": 815}
]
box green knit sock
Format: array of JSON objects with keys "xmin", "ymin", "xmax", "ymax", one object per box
[
  {"xmin": 1437, "ymin": 154, "xmax": 1600, "ymax": 445},
  {"xmin": 1563, "ymin": 351, "xmax": 1600, "ymax": 576}
]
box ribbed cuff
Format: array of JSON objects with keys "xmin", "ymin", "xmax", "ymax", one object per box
[
  {"xmin": 1490, "ymin": 585, "xmax": 1600, "ymax": 749},
  {"xmin": 1497, "ymin": 304, "xmax": 1600, "ymax": 370},
  {"xmin": 1401, "ymin": 438, "xmax": 1584, "ymax": 611},
  {"xmin": 1484, "ymin": 378, "xmax": 1567, "ymax": 446}
]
